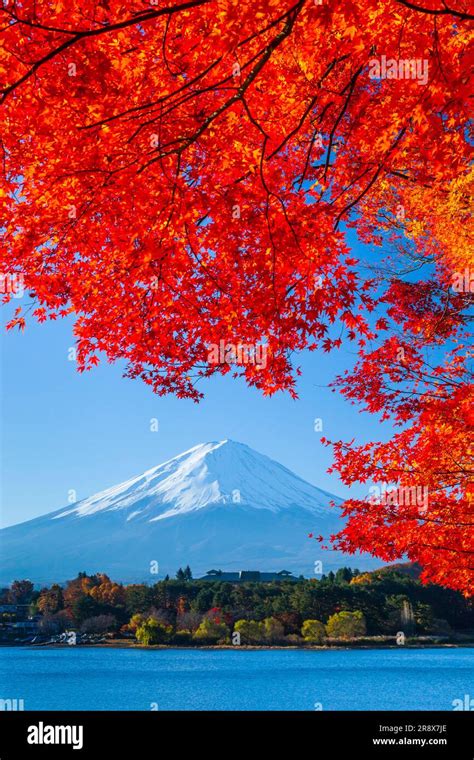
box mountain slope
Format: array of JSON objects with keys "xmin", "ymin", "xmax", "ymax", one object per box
[{"xmin": 0, "ymin": 440, "xmax": 379, "ymax": 583}]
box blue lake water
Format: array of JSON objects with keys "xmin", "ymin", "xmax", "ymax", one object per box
[{"xmin": 1, "ymin": 647, "xmax": 473, "ymax": 711}]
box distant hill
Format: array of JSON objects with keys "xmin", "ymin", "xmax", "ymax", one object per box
[{"xmin": 374, "ymin": 562, "xmax": 423, "ymax": 579}]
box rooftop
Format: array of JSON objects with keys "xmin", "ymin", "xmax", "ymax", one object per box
[{"xmin": 199, "ymin": 569, "xmax": 300, "ymax": 582}]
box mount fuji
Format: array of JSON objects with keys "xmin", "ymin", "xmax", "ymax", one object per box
[{"xmin": 0, "ymin": 440, "xmax": 378, "ymax": 583}]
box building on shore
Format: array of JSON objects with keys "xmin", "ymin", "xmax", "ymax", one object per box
[{"xmin": 198, "ymin": 569, "xmax": 300, "ymax": 582}]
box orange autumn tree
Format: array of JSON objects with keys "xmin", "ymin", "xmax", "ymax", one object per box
[{"xmin": 1, "ymin": 1, "xmax": 473, "ymax": 591}]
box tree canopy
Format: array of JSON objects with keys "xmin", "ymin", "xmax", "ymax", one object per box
[{"xmin": 1, "ymin": 1, "xmax": 472, "ymax": 593}]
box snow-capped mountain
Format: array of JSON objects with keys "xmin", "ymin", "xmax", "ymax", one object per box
[{"xmin": 0, "ymin": 440, "xmax": 379, "ymax": 583}]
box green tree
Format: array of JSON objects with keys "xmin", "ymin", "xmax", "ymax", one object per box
[
  {"xmin": 212, "ymin": 584, "xmax": 233, "ymax": 609},
  {"xmin": 301, "ymin": 619, "xmax": 326, "ymax": 644},
  {"xmin": 414, "ymin": 603, "xmax": 434, "ymax": 633},
  {"xmin": 192, "ymin": 587, "xmax": 214, "ymax": 613},
  {"xmin": 381, "ymin": 596, "xmax": 408, "ymax": 635},
  {"xmin": 71, "ymin": 595, "xmax": 102, "ymax": 625},
  {"xmin": 128, "ymin": 613, "xmax": 146, "ymax": 632},
  {"xmin": 136, "ymin": 618, "xmax": 173, "ymax": 645},
  {"xmin": 124, "ymin": 585, "xmax": 152, "ymax": 615},
  {"xmin": 335, "ymin": 568, "xmax": 353, "ymax": 584},
  {"xmin": 234, "ymin": 619, "xmax": 265, "ymax": 644},
  {"xmin": 271, "ymin": 595, "xmax": 293, "ymax": 616},
  {"xmin": 326, "ymin": 611, "xmax": 367, "ymax": 639},
  {"xmin": 263, "ymin": 617, "xmax": 285, "ymax": 643},
  {"xmin": 193, "ymin": 618, "xmax": 229, "ymax": 643}
]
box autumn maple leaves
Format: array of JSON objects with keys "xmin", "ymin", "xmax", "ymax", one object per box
[{"xmin": 1, "ymin": 1, "xmax": 472, "ymax": 592}]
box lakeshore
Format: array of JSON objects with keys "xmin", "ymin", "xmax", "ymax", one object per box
[
  {"xmin": 14, "ymin": 638, "xmax": 474, "ymax": 650},
  {"xmin": 2, "ymin": 568, "xmax": 472, "ymax": 651}
]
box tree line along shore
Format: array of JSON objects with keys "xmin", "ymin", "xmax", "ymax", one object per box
[{"xmin": 1, "ymin": 566, "xmax": 472, "ymax": 648}]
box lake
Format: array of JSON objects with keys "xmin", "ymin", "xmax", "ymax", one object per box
[{"xmin": 1, "ymin": 647, "xmax": 473, "ymax": 711}]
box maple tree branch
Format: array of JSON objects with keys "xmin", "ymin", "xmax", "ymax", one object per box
[
  {"xmin": 131, "ymin": 60, "xmax": 227, "ymax": 132},
  {"xmin": 137, "ymin": 2, "xmax": 304, "ymax": 174},
  {"xmin": 394, "ymin": 0, "xmax": 474, "ymax": 19},
  {"xmin": 1, "ymin": 0, "xmax": 212, "ymax": 103},
  {"xmin": 334, "ymin": 125, "xmax": 407, "ymax": 229},
  {"xmin": 417, "ymin": 542, "xmax": 474, "ymax": 556},
  {"xmin": 267, "ymin": 55, "xmax": 350, "ymax": 160},
  {"xmin": 323, "ymin": 64, "xmax": 364, "ymax": 183},
  {"xmin": 183, "ymin": 222, "xmax": 235, "ymax": 300}
]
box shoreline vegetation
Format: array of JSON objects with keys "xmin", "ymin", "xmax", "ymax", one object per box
[
  {"xmin": 2, "ymin": 565, "xmax": 473, "ymax": 650},
  {"xmin": 12, "ymin": 639, "xmax": 474, "ymax": 650}
]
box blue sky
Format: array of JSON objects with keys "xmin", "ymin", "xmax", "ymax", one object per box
[
  {"xmin": 1, "ymin": 234, "xmax": 396, "ymax": 528},
  {"xmin": 1, "ymin": 315, "xmax": 394, "ymax": 529}
]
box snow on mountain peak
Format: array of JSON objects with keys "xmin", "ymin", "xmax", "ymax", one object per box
[{"xmin": 52, "ymin": 439, "xmax": 338, "ymax": 523}]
